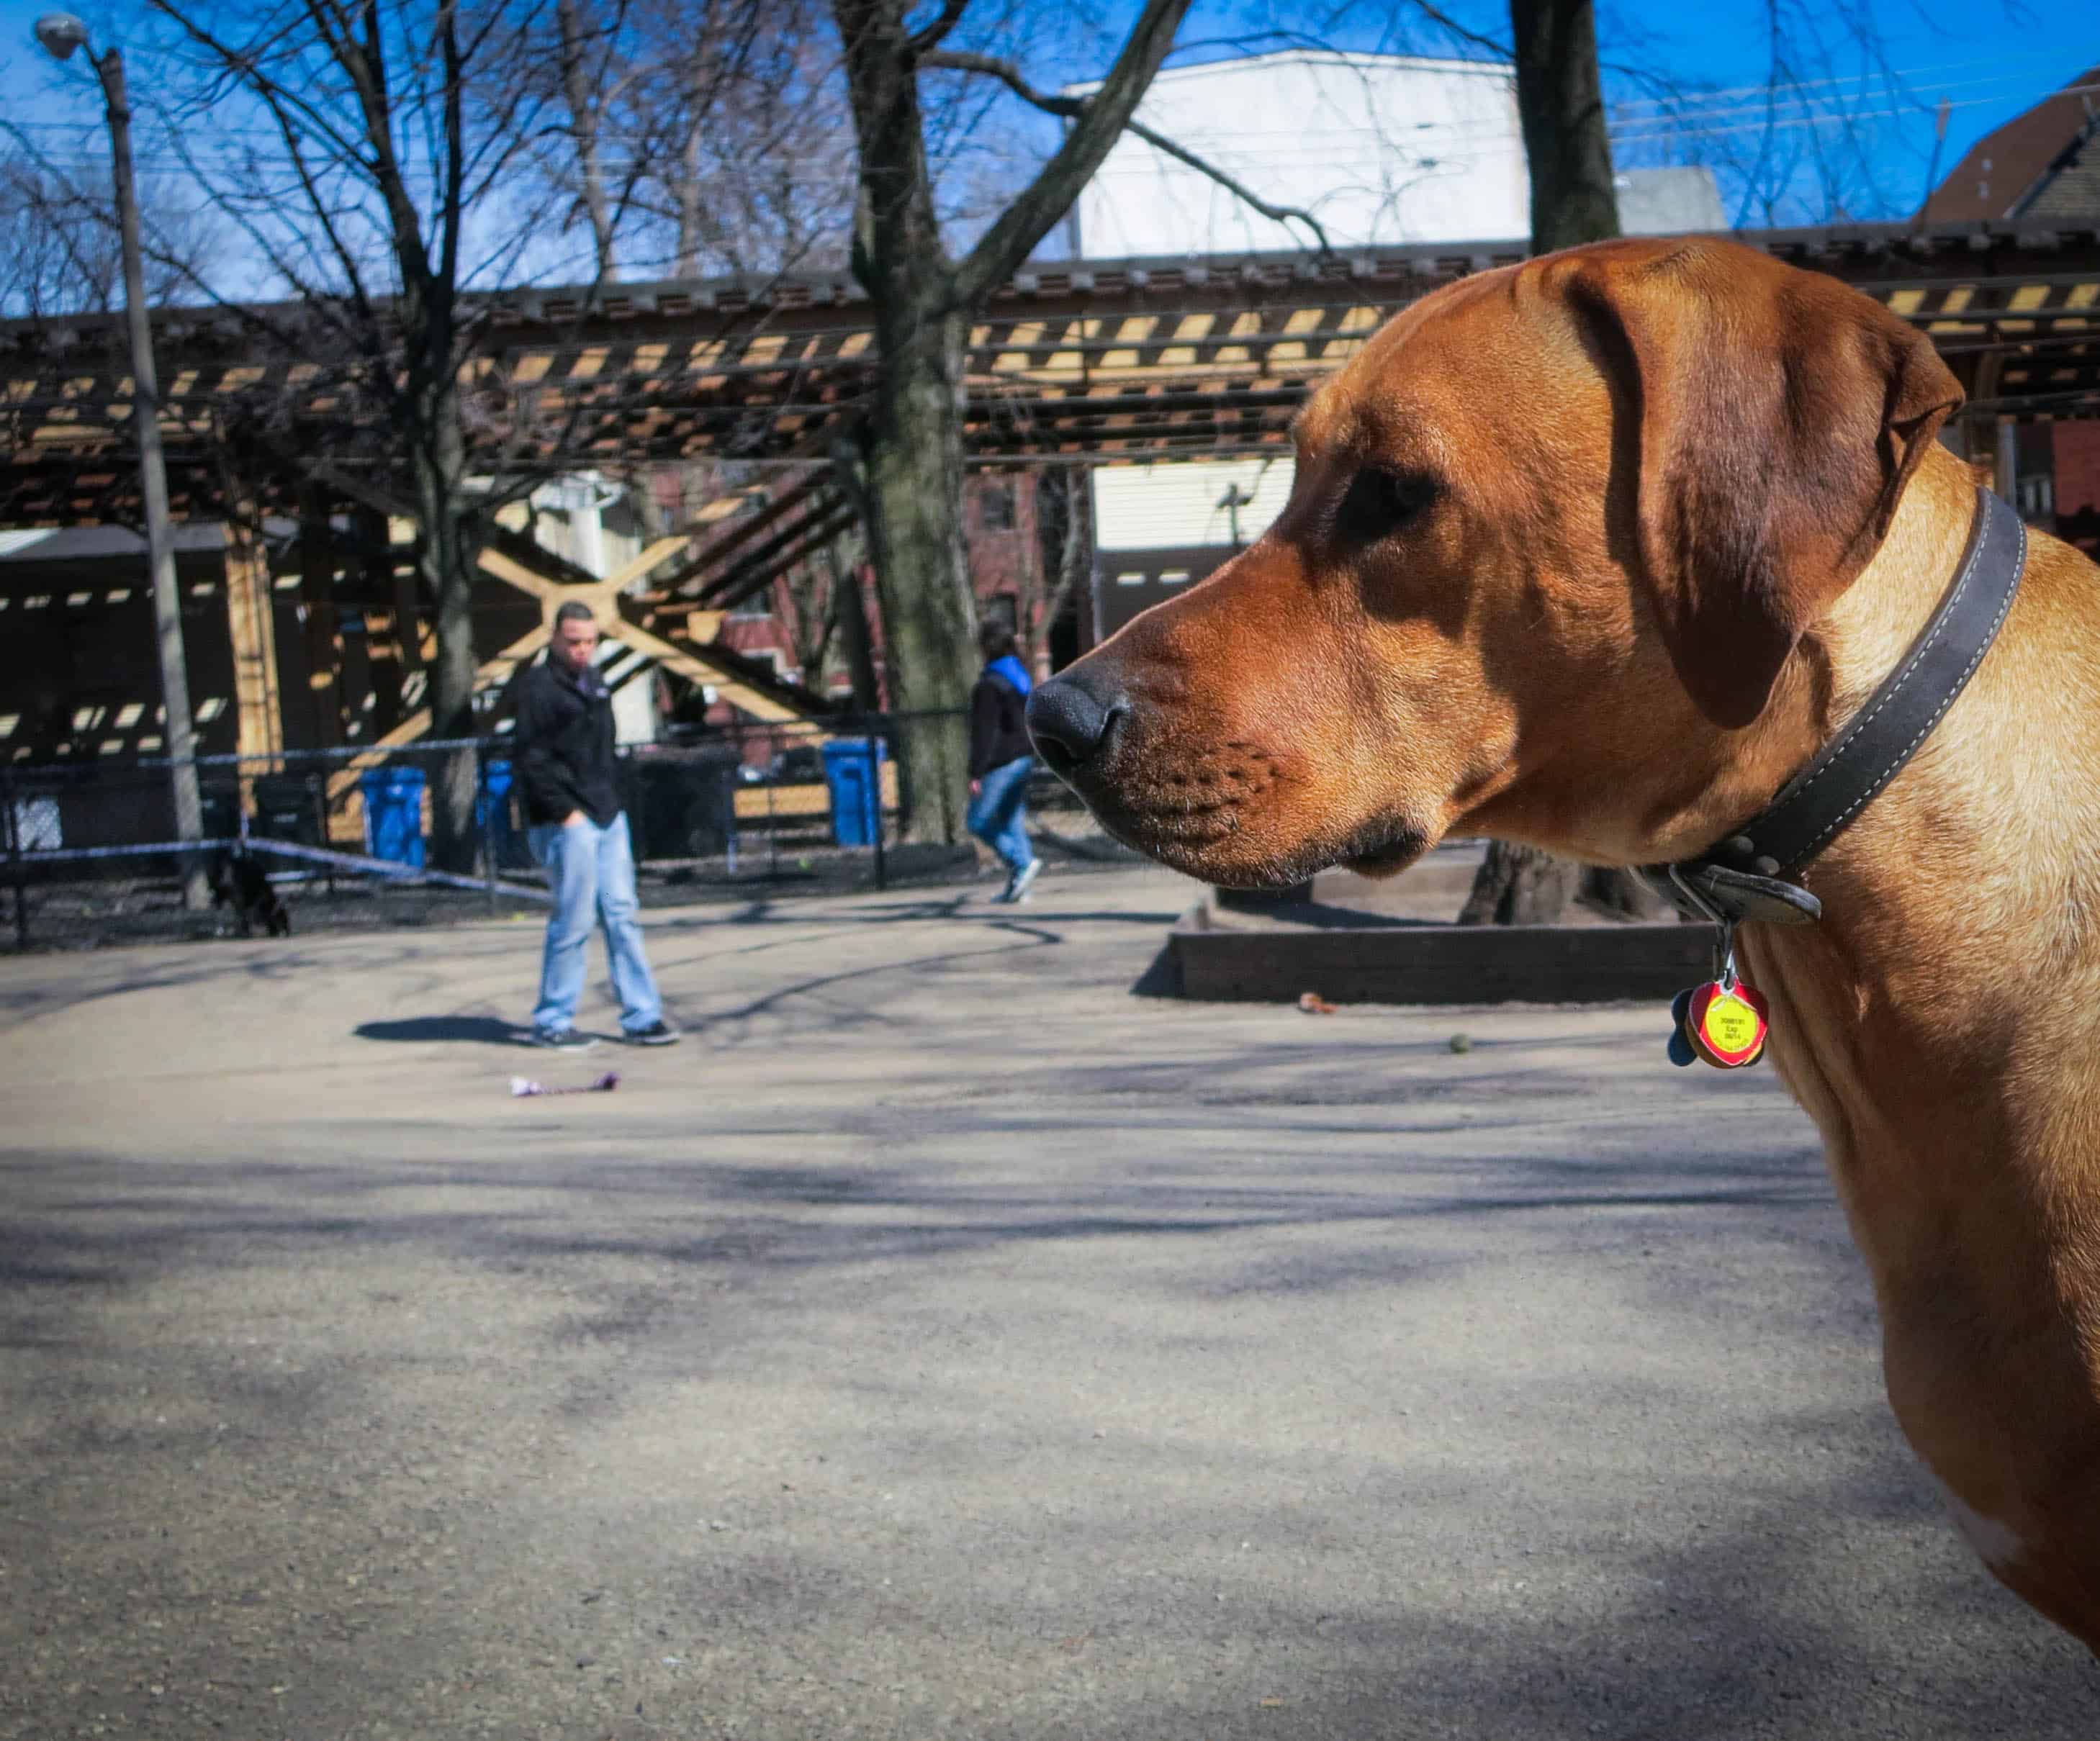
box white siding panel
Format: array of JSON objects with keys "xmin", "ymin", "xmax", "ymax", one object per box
[
  {"xmin": 1073, "ymin": 52, "xmax": 1527, "ymax": 257},
  {"xmin": 1091, "ymin": 458, "xmax": 1296, "ymax": 551}
]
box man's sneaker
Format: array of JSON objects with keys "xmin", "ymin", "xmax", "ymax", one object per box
[
  {"xmin": 1000, "ymin": 859, "xmax": 1042, "ymax": 904},
  {"xmin": 531, "ymin": 1025, "xmax": 596, "ymax": 1053},
  {"xmin": 622, "ymin": 1021, "xmax": 682, "ymax": 1046}
]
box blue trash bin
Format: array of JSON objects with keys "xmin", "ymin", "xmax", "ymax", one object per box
[
  {"xmin": 820, "ymin": 738, "xmax": 885, "ymax": 848},
  {"xmin": 477, "ymin": 758, "xmax": 526, "ymax": 869},
  {"xmin": 359, "ymin": 764, "xmax": 427, "ymax": 868}
]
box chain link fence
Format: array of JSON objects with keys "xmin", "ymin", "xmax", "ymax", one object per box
[{"xmin": 0, "ymin": 710, "xmax": 1106, "ymax": 951}]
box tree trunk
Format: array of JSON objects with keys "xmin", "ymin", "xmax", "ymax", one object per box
[
  {"xmin": 1038, "ymin": 463, "xmax": 1092, "ymax": 674},
  {"xmin": 556, "ymin": 0, "xmax": 617, "ymax": 281},
  {"xmin": 1456, "ymin": 843, "xmax": 1577, "ymax": 926},
  {"xmin": 675, "ymin": 80, "xmax": 708, "ymax": 276},
  {"xmin": 860, "ymin": 299, "xmax": 975, "ymax": 841},
  {"xmin": 1464, "ymin": 0, "xmax": 1636, "ymax": 926},
  {"xmin": 829, "ymin": 545, "xmax": 883, "ymax": 714},
  {"xmin": 1510, "ymin": 0, "xmax": 1621, "ymax": 256},
  {"xmin": 836, "ymin": 0, "xmax": 977, "ymax": 841},
  {"xmin": 832, "ymin": 0, "xmax": 1192, "ymax": 838},
  {"xmin": 410, "ymin": 376, "xmax": 482, "ymax": 874}
]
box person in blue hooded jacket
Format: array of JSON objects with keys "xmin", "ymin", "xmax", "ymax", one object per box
[{"xmin": 966, "ymin": 623, "xmax": 1042, "ymax": 903}]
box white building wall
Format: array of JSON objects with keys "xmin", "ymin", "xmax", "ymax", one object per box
[
  {"xmin": 1072, "ymin": 52, "xmax": 1530, "ymax": 257},
  {"xmin": 1092, "ymin": 457, "xmax": 1295, "ymax": 552}
]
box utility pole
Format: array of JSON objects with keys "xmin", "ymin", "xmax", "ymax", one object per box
[
  {"xmin": 37, "ymin": 13, "xmax": 209, "ymax": 910},
  {"xmin": 1919, "ymin": 96, "xmax": 1953, "ymax": 227}
]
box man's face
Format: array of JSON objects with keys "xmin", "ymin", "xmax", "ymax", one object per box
[{"xmin": 551, "ymin": 615, "xmax": 599, "ymax": 675}]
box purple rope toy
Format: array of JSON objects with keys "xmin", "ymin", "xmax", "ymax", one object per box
[{"xmin": 510, "ymin": 1070, "xmax": 621, "ymax": 1098}]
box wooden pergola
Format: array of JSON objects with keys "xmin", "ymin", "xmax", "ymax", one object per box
[
  {"xmin": 3, "ymin": 216, "xmax": 2096, "ymax": 767},
  {"xmin": 5, "ymin": 217, "xmax": 2097, "ymax": 527}
]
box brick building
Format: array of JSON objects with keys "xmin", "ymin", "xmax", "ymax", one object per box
[{"xmin": 1925, "ymin": 63, "xmax": 2100, "ymax": 555}]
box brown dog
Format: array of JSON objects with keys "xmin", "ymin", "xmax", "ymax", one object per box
[{"xmin": 1030, "ymin": 235, "xmax": 2100, "ymax": 1649}]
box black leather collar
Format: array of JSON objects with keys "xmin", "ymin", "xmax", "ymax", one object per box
[{"xmin": 1646, "ymin": 487, "xmax": 2027, "ymax": 927}]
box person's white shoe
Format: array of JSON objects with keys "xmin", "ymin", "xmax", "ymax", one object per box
[{"xmin": 1001, "ymin": 859, "xmax": 1042, "ymax": 904}]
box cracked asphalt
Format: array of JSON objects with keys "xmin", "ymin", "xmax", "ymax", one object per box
[{"xmin": 1, "ymin": 865, "xmax": 2094, "ymax": 1739}]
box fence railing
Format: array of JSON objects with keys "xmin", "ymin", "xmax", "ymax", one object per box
[{"xmin": 0, "ymin": 709, "xmax": 1058, "ymax": 951}]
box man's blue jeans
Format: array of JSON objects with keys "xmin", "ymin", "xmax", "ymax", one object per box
[
  {"xmin": 968, "ymin": 754, "xmax": 1037, "ymax": 874},
  {"xmin": 528, "ymin": 812, "xmax": 664, "ymax": 1034}
]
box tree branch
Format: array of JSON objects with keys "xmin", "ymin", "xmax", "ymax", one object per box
[
  {"xmin": 927, "ymin": 40, "xmax": 1333, "ymax": 263},
  {"xmin": 946, "ymin": 0, "xmax": 1189, "ymax": 307},
  {"xmin": 904, "ymin": 0, "xmax": 970, "ymax": 57},
  {"xmin": 1401, "ymin": 0, "xmax": 1513, "ymax": 61}
]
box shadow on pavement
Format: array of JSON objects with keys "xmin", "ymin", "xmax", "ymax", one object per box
[{"xmin": 353, "ymin": 1015, "xmax": 524, "ymax": 1046}]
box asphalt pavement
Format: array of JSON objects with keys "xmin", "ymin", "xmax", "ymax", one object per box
[{"xmin": 1, "ymin": 864, "xmax": 2093, "ymax": 1739}]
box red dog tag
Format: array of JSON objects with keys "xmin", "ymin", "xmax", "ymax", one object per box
[{"xmin": 1685, "ymin": 977, "xmax": 1768, "ymax": 1068}]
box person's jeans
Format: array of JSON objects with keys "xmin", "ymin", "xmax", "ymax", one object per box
[
  {"xmin": 968, "ymin": 754, "xmax": 1037, "ymax": 874},
  {"xmin": 528, "ymin": 812, "xmax": 664, "ymax": 1034}
]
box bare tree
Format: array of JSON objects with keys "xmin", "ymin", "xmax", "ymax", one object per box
[
  {"xmin": 108, "ymin": 0, "xmax": 783, "ymax": 868},
  {"xmin": 553, "ymin": 0, "xmax": 624, "ymax": 281},
  {"xmin": 1022, "ymin": 463, "xmax": 1091, "ymax": 677},
  {"xmin": 535, "ymin": 0, "xmax": 816, "ymax": 283},
  {"xmin": 98, "ymin": 0, "xmax": 587, "ymax": 867},
  {"xmin": 1510, "ymin": 0, "xmax": 1619, "ymax": 253},
  {"xmin": 646, "ymin": 2, "xmax": 855, "ymax": 278},
  {"xmin": 830, "ymin": 0, "xmax": 1343, "ymax": 842},
  {"xmin": 775, "ymin": 545, "xmax": 845, "ymax": 686},
  {"xmin": 0, "ymin": 153, "xmax": 217, "ymax": 319}
]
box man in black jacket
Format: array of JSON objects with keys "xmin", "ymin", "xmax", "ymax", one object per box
[
  {"xmin": 967, "ymin": 623, "xmax": 1042, "ymax": 903},
  {"xmin": 514, "ymin": 602, "xmax": 678, "ymax": 1050}
]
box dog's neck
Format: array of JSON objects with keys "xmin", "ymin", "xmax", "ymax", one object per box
[
  {"xmin": 1737, "ymin": 446, "xmax": 2100, "ymax": 1261},
  {"xmin": 1765, "ymin": 447, "xmax": 2060, "ymax": 957},
  {"xmin": 1795, "ymin": 449, "xmax": 1992, "ymax": 761},
  {"xmin": 1627, "ymin": 450, "xmax": 1989, "ymax": 870}
]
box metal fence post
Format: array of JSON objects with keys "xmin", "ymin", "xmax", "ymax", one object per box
[
  {"xmin": 308, "ymin": 764, "xmax": 335, "ymax": 896},
  {"xmin": 868, "ymin": 733, "xmax": 886, "ymax": 892},
  {"xmin": 3, "ymin": 766, "xmax": 27, "ymax": 951},
  {"xmin": 479, "ymin": 743, "xmax": 499, "ymax": 913},
  {"xmin": 765, "ymin": 760, "xmax": 778, "ymax": 879}
]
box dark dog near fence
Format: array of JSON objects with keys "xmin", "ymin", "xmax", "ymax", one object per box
[{"xmin": 209, "ymin": 849, "xmax": 291, "ymax": 938}]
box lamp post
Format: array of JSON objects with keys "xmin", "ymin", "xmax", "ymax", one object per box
[{"xmin": 37, "ymin": 12, "xmax": 208, "ymax": 911}]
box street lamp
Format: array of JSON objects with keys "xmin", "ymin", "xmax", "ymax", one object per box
[{"xmin": 37, "ymin": 12, "xmax": 209, "ymax": 911}]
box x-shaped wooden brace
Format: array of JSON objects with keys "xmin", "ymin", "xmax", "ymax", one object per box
[{"xmin": 325, "ymin": 533, "xmax": 808, "ymax": 802}]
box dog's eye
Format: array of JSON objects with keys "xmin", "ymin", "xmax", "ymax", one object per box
[{"xmin": 1335, "ymin": 467, "xmax": 1436, "ymax": 543}]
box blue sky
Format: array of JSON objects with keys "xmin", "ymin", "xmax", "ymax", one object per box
[{"xmin": 3, "ymin": 0, "xmax": 2096, "ymax": 293}]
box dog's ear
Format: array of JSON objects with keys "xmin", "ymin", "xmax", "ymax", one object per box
[{"xmin": 1569, "ymin": 241, "xmax": 1961, "ymax": 728}]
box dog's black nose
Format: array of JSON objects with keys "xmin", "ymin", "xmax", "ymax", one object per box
[{"xmin": 1028, "ymin": 665, "xmax": 1127, "ymax": 777}]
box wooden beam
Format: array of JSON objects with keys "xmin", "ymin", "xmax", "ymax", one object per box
[
  {"xmin": 474, "ymin": 528, "xmax": 827, "ymax": 725},
  {"xmin": 477, "ymin": 544, "xmax": 562, "ymax": 597},
  {"xmin": 698, "ymin": 505, "xmax": 858, "ymax": 612},
  {"xmin": 297, "ymin": 483, "xmax": 343, "ymax": 750},
  {"xmin": 393, "ymin": 561, "xmax": 423, "ymax": 673},
  {"xmin": 323, "ymin": 623, "xmax": 550, "ymax": 803},
  {"xmin": 302, "ymin": 458, "xmax": 415, "ymax": 521},
  {"xmin": 356, "ymin": 507, "xmax": 413, "ymax": 733},
  {"xmin": 601, "ymin": 533, "xmax": 694, "ymax": 592},
  {"xmin": 608, "ymin": 618, "xmax": 805, "ymax": 723},
  {"xmin": 223, "ymin": 512, "xmax": 284, "ymax": 797},
  {"xmin": 661, "ymin": 472, "xmax": 838, "ymax": 593}
]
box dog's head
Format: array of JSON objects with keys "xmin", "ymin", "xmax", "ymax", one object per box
[{"xmin": 1029, "ymin": 237, "xmax": 1960, "ymax": 888}]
